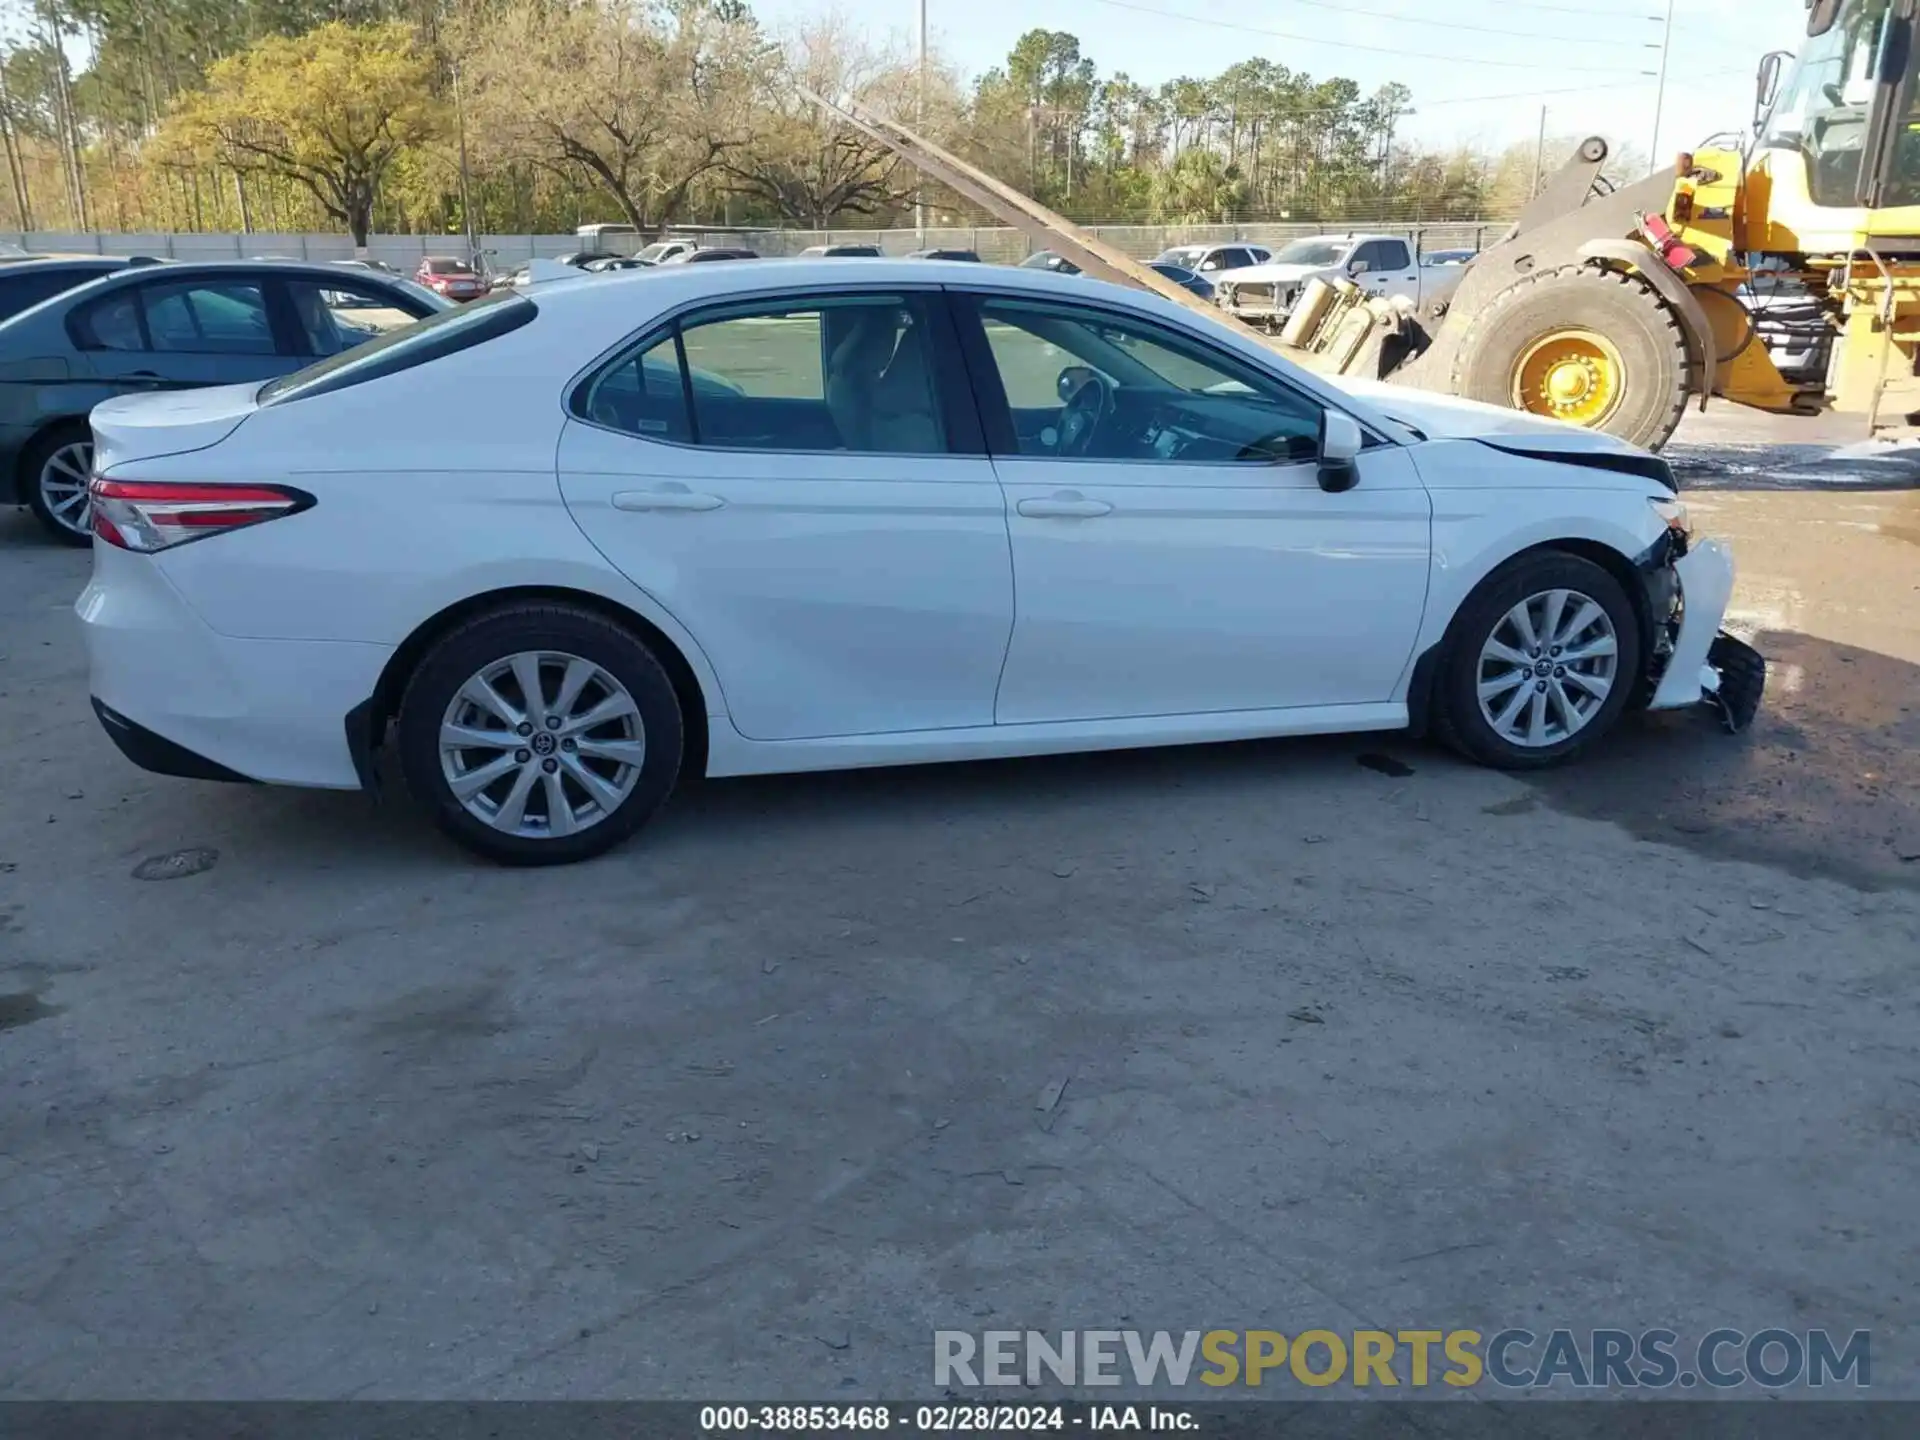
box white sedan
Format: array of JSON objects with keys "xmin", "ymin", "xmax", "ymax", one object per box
[{"xmin": 76, "ymin": 260, "xmax": 1763, "ymax": 865}]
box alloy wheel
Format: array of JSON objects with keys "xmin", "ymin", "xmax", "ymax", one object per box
[
  {"xmin": 1476, "ymin": 588, "xmax": 1619, "ymax": 749},
  {"xmin": 438, "ymin": 650, "xmax": 647, "ymax": 839},
  {"xmin": 38, "ymin": 440, "xmax": 95, "ymax": 539}
]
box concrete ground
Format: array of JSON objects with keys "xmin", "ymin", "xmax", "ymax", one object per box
[{"xmin": 1, "ymin": 421, "xmax": 1917, "ymax": 1401}]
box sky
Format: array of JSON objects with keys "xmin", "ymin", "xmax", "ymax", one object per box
[{"xmin": 751, "ymin": 0, "xmax": 1809, "ymax": 162}]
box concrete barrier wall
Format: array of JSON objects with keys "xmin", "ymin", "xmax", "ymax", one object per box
[{"xmin": 6, "ymin": 221, "xmax": 1505, "ymax": 273}]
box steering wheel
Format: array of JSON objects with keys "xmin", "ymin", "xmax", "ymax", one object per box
[{"xmin": 1056, "ymin": 371, "xmax": 1110, "ymax": 457}]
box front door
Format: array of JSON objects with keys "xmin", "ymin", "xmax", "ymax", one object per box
[
  {"xmin": 951, "ymin": 290, "xmax": 1432, "ymax": 726},
  {"xmin": 1353, "ymin": 239, "xmax": 1422, "ymax": 303},
  {"xmin": 558, "ymin": 289, "xmax": 1015, "ymax": 742}
]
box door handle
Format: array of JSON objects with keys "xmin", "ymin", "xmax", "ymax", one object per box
[
  {"xmin": 1017, "ymin": 493, "xmax": 1113, "ymax": 519},
  {"xmin": 612, "ymin": 488, "xmax": 725, "ymax": 513}
]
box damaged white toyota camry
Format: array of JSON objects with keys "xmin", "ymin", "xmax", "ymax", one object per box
[{"xmin": 77, "ymin": 259, "xmax": 1764, "ymax": 865}]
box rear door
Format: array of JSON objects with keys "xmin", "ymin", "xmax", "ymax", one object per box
[{"xmin": 557, "ymin": 288, "xmax": 1016, "ymax": 743}]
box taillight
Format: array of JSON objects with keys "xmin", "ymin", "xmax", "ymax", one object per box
[{"xmin": 90, "ymin": 479, "xmax": 313, "ymax": 552}]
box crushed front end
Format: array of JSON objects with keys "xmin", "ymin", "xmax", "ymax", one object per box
[{"xmin": 1636, "ymin": 521, "xmax": 1766, "ymax": 734}]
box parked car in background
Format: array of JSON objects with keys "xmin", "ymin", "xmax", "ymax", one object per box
[
  {"xmin": 1215, "ymin": 234, "xmax": 1468, "ymax": 330},
  {"xmin": 0, "ymin": 257, "xmax": 151, "ymax": 325},
  {"xmin": 1149, "ymin": 243, "xmax": 1272, "ymax": 277},
  {"xmin": 634, "ymin": 239, "xmax": 699, "ymax": 265},
  {"xmin": 75, "ymin": 259, "xmax": 1745, "ymax": 866},
  {"xmin": 582, "ymin": 255, "xmax": 652, "ymax": 273},
  {"xmin": 669, "ymin": 247, "xmax": 759, "ymax": 264},
  {"xmin": 0, "ymin": 260, "xmax": 446, "ymax": 543},
  {"xmin": 798, "ymin": 244, "xmax": 882, "ymax": 257},
  {"xmin": 332, "ymin": 258, "xmax": 400, "ymax": 277},
  {"xmin": 907, "ymin": 248, "xmax": 982, "ymax": 262},
  {"xmin": 414, "ymin": 256, "xmax": 487, "ymax": 301},
  {"xmin": 1147, "ymin": 262, "xmax": 1215, "ymax": 301},
  {"xmin": 1015, "ymin": 252, "xmax": 1213, "ymax": 301}
]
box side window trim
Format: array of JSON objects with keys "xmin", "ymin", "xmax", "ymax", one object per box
[
  {"xmin": 945, "ymin": 286, "xmax": 1342, "ymax": 465},
  {"xmin": 568, "ymin": 286, "xmax": 985, "ymax": 458}
]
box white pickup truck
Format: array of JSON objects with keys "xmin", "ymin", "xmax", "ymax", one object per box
[{"xmin": 1214, "ymin": 234, "xmax": 1469, "ymax": 330}]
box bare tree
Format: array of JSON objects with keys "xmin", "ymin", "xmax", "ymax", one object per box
[
  {"xmin": 453, "ymin": 0, "xmax": 764, "ymax": 234},
  {"xmin": 721, "ymin": 16, "xmax": 926, "ymax": 228}
]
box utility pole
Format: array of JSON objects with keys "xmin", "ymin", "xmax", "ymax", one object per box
[
  {"xmin": 914, "ymin": 0, "xmax": 927, "ymax": 242},
  {"xmin": 1649, "ymin": 0, "xmax": 1676, "ymax": 175},
  {"xmin": 454, "ymin": 60, "xmax": 477, "ymax": 268},
  {"xmin": 1531, "ymin": 105, "xmax": 1548, "ymax": 199}
]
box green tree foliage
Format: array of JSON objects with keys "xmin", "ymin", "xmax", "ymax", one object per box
[
  {"xmin": 0, "ymin": 4, "xmax": 1638, "ymax": 237},
  {"xmin": 155, "ymin": 22, "xmax": 441, "ymax": 243}
]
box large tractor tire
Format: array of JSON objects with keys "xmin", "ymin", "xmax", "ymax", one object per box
[{"xmin": 1450, "ymin": 264, "xmax": 1691, "ymax": 451}]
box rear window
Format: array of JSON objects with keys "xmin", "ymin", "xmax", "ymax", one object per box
[
  {"xmin": 259, "ymin": 290, "xmax": 536, "ymax": 405},
  {"xmin": 423, "ymin": 258, "xmax": 474, "ymax": 275},
  {"xmin": 0, "ymin": 266, "xmax": 116, "ymax": 322}
]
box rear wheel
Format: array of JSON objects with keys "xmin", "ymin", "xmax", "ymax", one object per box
[
  {"xmin": 22, "ymin": 424, "xmax": 95, "ymax": 546},
  {"xmin": 1451, "ymin": 265, "xmax": 1691, "ymax": 451},
  {"xmin": 395, "ymin": 604, "xmax": 684, "ymax": 866},
  {"xmin": 1433, "ymin": 552, "xmax": 1643, "ymax": 770}
]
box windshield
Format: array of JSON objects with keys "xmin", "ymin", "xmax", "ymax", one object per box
[
  {"xmin": 260, "ymin": 289, "xmax": 534, "ymax": 404},
  {"xmin": 1759, "ymin": 0, "xmax": 1920, "ymax": 206},
  {"xmin": 1272, "ymin": 239, "xmax": 1351, "ymax": 266},
  {"xmin": 1152, "ymin": 247, "xmax": 1206, "ymax": 269},
  {"xmin": 635, "ymin": 243, "xmax": 678, "ymax": 263}
]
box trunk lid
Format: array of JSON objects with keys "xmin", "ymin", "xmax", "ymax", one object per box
[{"xmin": 89, "ymin": 382, "xmax": 260, "ymax": 473}]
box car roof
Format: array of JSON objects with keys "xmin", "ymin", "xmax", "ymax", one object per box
[
  {"xmin": 0, "ymin": 255, "xmax": 139, "ymax": 271},
  {"xmin": 5, "ymin": 258, "xmax": 423, "ymax": 318}
]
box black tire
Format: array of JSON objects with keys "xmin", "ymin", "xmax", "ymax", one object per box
[
  {"xmin": 21, "ymin": 422, "xmax": 95, "ymax": 547},
  {"xmin": 1432, "ymin": 551, "xmax": 1643, "ymax": 770},
  {"xmin": 1451, "ymin": 264, "xmax": 1691, "ymax": 451},
  {"xmin": 395, "ymin": 603, "xmax": 684, "ymax": 866}
]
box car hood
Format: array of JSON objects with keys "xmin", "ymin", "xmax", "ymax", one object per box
[
  {"xmin": 1330, "ymin": 376, "xmax": 1648, "ymax": 454},
  {"xmin": 91, "ymin": 382, "xmax": 259, "ymax": 471}
]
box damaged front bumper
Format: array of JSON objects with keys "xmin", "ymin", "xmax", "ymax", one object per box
[{"xmin": 1644, "ymin": 537, "xmax": 1766, "ymax": 733}]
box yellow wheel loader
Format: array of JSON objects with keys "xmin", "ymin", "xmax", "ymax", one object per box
[{"xmin": 808, "ymin": 0, "xmax": 1920, "ymax": 452}]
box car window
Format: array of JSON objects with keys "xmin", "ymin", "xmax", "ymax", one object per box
[
  {"xmin": 0, "ymin": 267, "xmax": 112, "ymax": 323},
  {"xmin": 579, "ymin": 333, "xmax": 694, "ymax": 442},
  {"xmin": 973, "ymin": 296, "xmax": 1325, "ymax": 464},
  {"xmin": 73, "ymin": 289, "xmax": 146, "ymax": 350},
  {"xmin": 260, "ymin": 290, "xmax": 536, "ymax": 404},
  {"xmin": 587, "ymin": 293, "xmax": 940, "ymax": 451},
  {"xmin": 627, "ymin": 294, "xmax": 946, "ymax": 454},
  {"xmin": 1373, "ymin": 240, "xmax": 1413, "ymax": 271},
  {"xmin": 138, "ymin": 281, "xmax": 275, "ymax": 355},
  {"xmin": 285, "ymin": 278, "xmax": 428, "ymax": 357}
]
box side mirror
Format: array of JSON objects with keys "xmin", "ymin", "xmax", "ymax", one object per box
[
  {"xmin": 1755, "ymin": 50, "xmax": 1788, "ymax": 130},
  {"xmin": 1347, "ymin": 258, "xmax": 1370, "ymax": 276},
  {"xmin": 1318, "ymin": 412, "xmax": 1362, "ymax": 493}
]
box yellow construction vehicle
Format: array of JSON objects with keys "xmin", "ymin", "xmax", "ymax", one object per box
[{"xmin": 811, "ymin": 0, "xmax": 1920, "ymax": 452}]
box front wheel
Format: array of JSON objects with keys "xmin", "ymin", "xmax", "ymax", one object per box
[
  {"xmin": 395, "ymin": 604, "xmax": 684, "ymax": 865},
  {"xmin": 1432, "ymin": 552, "xmax": 1643, "ymax": 770}
]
